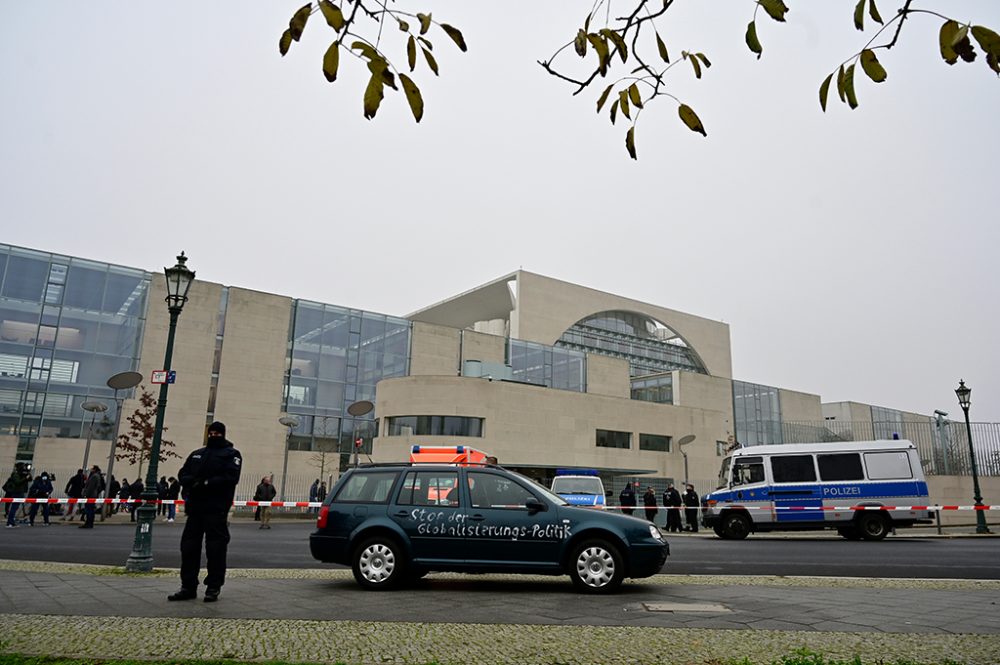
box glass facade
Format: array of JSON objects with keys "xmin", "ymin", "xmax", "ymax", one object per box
[
  {"xmin": 630, "ymin": 374, "xmax": 673, "ymax": 404},
  {"xmin": 283, "ymin": 300, "xmax": 411, "ymax": 464},
  {"xmin": 507, "ymin": 339, "xmax": 586, "ymax": 392},
  {"xmin": 386, "ymin": 415, "xmax": 484, "ymax": 437},
  {"xmin": 0, "ymin": 244, "xmax": 149, "ymax": 462},
  {"xmin": 732, "ymin": 379, "xmax": 783, "ymax": 446},
  {"xmin": 556, "ymin": 310, "xmax": 707, "ymax": 377}
]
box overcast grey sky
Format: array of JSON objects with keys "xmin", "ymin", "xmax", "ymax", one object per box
[{"xmin": 2, "ymin": 2, "xmax": 997, "ymax": 421}]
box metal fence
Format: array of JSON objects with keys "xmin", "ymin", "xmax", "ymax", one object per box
[{"xmin": 781, "ymin": 420, "xmax": 1000, "ymax": 477}]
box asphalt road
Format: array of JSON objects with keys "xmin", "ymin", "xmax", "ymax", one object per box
[{"xmin": 1, "ymin": 518, "xmax": 997, "ymax": 579}]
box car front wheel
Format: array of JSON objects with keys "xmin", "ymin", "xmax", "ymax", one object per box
[
  {"xmin": 569, "ymin": 539, "xmax": 625, "ymax": 594},
  {"xmin": 721, "ymin": 513, "xmax": 751, "ymax": 540},
  {"xmin": 352, "ymin": 536, "xmax": 405, "ymax": 590}
]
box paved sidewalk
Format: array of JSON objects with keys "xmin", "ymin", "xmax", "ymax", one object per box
[{"xmin": 2, "ymin": 560, "xmax": 1000, "ymax": 664}]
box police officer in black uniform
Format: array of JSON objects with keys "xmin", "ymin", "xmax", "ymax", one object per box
[{"xmin": 168, "ymin": 421, "xmax": 242, "ymax": 603}]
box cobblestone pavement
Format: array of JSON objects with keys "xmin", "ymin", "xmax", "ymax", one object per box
[{"xmin": 1, "ymin": 560, "xmax": 999, "ymax": 664}]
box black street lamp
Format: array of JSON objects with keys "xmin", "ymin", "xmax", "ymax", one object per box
[
  {"xmin": 125, "ymin": 253, "xmax": 195, "ymax": 571},
  {"xmin": 955, "ymin": 379, "xmax": 991, "ymax": 534}
]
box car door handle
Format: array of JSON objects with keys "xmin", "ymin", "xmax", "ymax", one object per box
[
  {"xmin": 393, "ymin": 511, "xmax": 409, "ymax": 518},
  {"xmin": 469, "ymin": 513, "xmax": 485, "ymax": 521}
]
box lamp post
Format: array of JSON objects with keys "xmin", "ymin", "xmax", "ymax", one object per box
[
  {"xmin": 347, "ymin": 400, "xmax": 374, "ymax": 468},
  {"xmin": 955, "ymin": 380, "xmax": 991, "ymax": 534},
  {"xmin": 105, "ymin": 371, "xmax": 143, "ymax": 517},
  {"xmin": 80, "ymin": 401, "xmax": 109, "ymax": 470},
  {"xmin": 677, "ymin": 434, "xmax": 696, "ymax": 485},
  {"xmin": 125, "ymin": 253, "xmax": 194, "ymax": 572},
  {"xmin": 278, "ymin": 415, "xmax": 299, "ymax": 502}
]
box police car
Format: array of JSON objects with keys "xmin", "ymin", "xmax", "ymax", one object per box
[
  {"xmin": 310, "ymin": 462, "xmax": 668, "ymax": 593},
  {"xmin": 550, "ymin": 469, "xmax": 607, "ymax": 509}
]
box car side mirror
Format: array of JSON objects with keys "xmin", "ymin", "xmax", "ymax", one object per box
[{"xmin": 526, "ymin": 498, "xmax": 546, "ymax": 514}]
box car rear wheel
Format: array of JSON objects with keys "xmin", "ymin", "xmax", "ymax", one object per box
[
  {"xmin": 721, "ymin": 513, "xmax": 751, "ymax": 540},
  {"xmin": 352, "ymin": 536, "xmax": 405, "ymax": 590},
  {"xmin": 857, "ymin": 512, "xmax": 890, "ymax": 541},
  {"xmin": 569, "ymin": 539, "xmax": 624, "ymax": 594}
]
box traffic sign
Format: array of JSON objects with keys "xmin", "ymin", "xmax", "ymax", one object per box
[{"xmin": 151, "ymin": 370, "xmax": 177, "ymax": 385}]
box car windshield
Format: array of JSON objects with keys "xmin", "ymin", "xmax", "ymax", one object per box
[
  {"xmin": 717, "ymin": 457, "xmax": 731, "ymax": 489},
  {"xmin": 551, "ymin": 477, "xmax": 603, "ymax": 495},
  {"xmin": 508, "ymin": 470, "xmax": 567, "ymax": 506}
]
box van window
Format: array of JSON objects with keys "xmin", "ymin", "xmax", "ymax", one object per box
[
  {"xmin": 864, "ymin": 451, "xmax": 913, "ymax": 480},
  {"xmin": 732, "ymin": 456, "xmax": 765, "ymax": 487},
  {"xmin": 333, "ymin": 471, "xmax": 398, "ymax": 503},
  {"xmin": 771, "ymin": 455, "xmax": 816, "ymax": 483},
  {"xmin": 817, "ymin": 453, "xmax": 864, "ymax": 481}
]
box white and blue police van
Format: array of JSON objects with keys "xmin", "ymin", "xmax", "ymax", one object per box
[
  {"xmin": 550, "ymin": 469, "xmax": 607, "ymax": 509},
  {"xmin": 702, "ymin": 440, "xmax": 933, "ymax": 541}
]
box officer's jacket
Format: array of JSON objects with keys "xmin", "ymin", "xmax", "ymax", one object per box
[{"xmin": 178, "ymin": 437, "xmax": 243, "ymax": 515}]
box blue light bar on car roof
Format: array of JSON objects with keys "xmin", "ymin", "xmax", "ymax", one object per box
[{"xmin": 555, "ymin": 468, "xmax": 599, "ymax": 476}]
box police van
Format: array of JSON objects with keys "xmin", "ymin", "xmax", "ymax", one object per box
[
  {"xmin": 550, "ymin": 469, "xmax": 607, "ymax": 509},
  {"xmin": 702, "ymin": 440, "xmax": 932, "ymax": 541}
]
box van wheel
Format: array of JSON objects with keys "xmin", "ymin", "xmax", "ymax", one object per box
[
  {"xmin": 352, "ymin": 536, "xmax": 405, "ymax": 590},
  {"xmin": 837, "ymin": 526, "xmax": 862, "ymax": 540},
  {"xmin": 713, "ymin": 524, "xmax": 727, "ymax": 539},
  {"xmin": 857, "ymin": 512, "xmax": 890, "ymax": 541},
  {"xmin": 569, "ymin": 539, "xmax": 624, "ymax": 593},
  {"xmin": 722, "ymin": 513, "xmax": 751, "ymax": 540}
]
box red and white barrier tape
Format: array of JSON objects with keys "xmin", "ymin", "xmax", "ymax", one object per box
[{"xmin": 0, "ymin": 497, "xmax": 993, "ymax": 510}]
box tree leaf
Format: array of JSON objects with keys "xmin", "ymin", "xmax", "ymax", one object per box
[
  {"xmin": 836, "ymin": 64, "xmax": 846, "ymax": 102},
  {"xmin": 952, "ymin": 25, "xmax": 969, "ymax": 48},
  {"xmin": 610, "ymin": 98, "xmax": 619, "ymax": 125},
  {"xmin": 587, "ymin": 33, "xmax": 610, "ymax": 76},
  {"xmin": 417, "ymin": 36, "xmax": 433, "ymax": 51},
  {"xmin": 853, "ymin": 0, "xmax": 865, "ymax": 31},
  {"xmin": 363, "ymin": 74, "xmax": 384, "ymax": 120},
  {"xmin": 619, "ymin": 90, "xmax": 631, "ymax": 120},
  {"xmin": 940, "ymin": 21, "xmax": 960, "ymax": 65},
  {"xmin": 289, "ymin": 3, "xmax": 311, "ymax": 42},
  {"xmin": 696, "ymin": 52, "xmax": 712, "ymax": 68},
  {"xmin": 398, "ymin": 74, "xmax": 424, "ymax": 123},
  {"xmin": 868, "ymin": 0, "xmax": 883, "ymax": 24},
  {"xmin": 584, "ymin": 12, "xmax": 592, "ymax": 33},
  {"xmin": 987, "ymin": 52, "xmax": 1000, "ymax": 76},
  {"xmin": 843, "ymin": 64, "xmax": 858, "ymax": 109},
  {"xmin": 397, "ymin": 19, "xmax": 410, "ymax": 32},
  {"xmin": 628, "ymin": 83, "xmax": 643, "ymax": 109},
  {"xmin": 655, "ymin": 32, "xmax": 670, "ymax": 63},
  {"xmin": 678, "ymin": 104, "xmax": 707, "ymax": 136},
  {"xmin": 954, "ymin": 34, "xmax": 978, "ymax": 63},
  {"xmin": 323, "ymin": 41, "xmax": 340, "ymax": 82},
  {"xmin": 596, "ymin": 84, "xmax": 614, "ymax": 113},
  {"xmin": 417, "ymin": 13, "xmax": 432, "ymax": 35},
  {"xmin": 971, "ymin": 25, "xmax": 1000, "ymax": 59},
  {"xmin": 746, "ymin": 21, "xmax": 763, "ymax": 60},
  {"xmin": 860, "ymin": 49, "xmax": 887, "ymax": 82},
  {"xmin": 600, "ymin": 28, "xmax": 628, "ymax": 63},
  {"xmin": 279, "ymin": 29, "xmax": 293, "ymax": 56},
  {"xmin": 625, "ymin": 126, "xmax": 637, "ymax": 160},
  {"xmin": 441, "ymin": 24, "xmax": 467, "ymax": 52},
  {"xmin": 686, "ymin": 52, "xmax": 703, "ymax": 79},
  {"xmin": 407, "ymin": 35, "xmax": 417, "ymax": 71},
  {"xmin": 575, "ymin": 29, "xmax": 588, "ymax": 57},
  {"xmin": 758, "ymin": 0, "xmax": 789, "ymax": 23},
  {"xmin": 319, "ymin": 1, "xmax": 345, "ymax": 32},
  {"xmin": 422, "ymin": 48, "xmax": 439, "ymax": 75},
  {"xmin": 351, "ymin": 41, "xmax": 379, "ymax": 60},
  {"xmin": 818, "ymin": 73, "xmax": 833, "ymax": 111}
]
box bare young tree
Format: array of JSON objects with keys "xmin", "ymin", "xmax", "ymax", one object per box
[{"xmin": 115, "ymin": 387, "xmax": 180, "ymax": 480}]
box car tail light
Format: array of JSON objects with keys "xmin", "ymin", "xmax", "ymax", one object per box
[
  {"xmin": 317, "ymin": 505, "xmax": 329, "ymax": 529},
  {"xmin": 706, "ymin": 500, "xmax": 717, "ymax": 506}
]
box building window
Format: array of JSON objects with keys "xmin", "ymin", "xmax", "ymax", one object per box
[
  {"xmin": 732, "ymin": 380, "xmax": 783, "ymax": 447},
  {"xmin": 507, "ymin": 338, "xmax": 586, "ymax": 392},
  {"xmin": 639, "ymin": 433, "xmax": 671, "ymax": 452},
  {"xmin": 631, "ymin": 374, "xmax": 673, "ymax": 404},
  {"xmin": 596, "ymin": 428, "xmax": 631, "ymax": 449},
  {"xmin": 387, "ymin": 415, "xmax": 484, "ymax": 437},
  {"xmin": 716, "ymin": 441, "xmax": 728, "ymax": 456}
]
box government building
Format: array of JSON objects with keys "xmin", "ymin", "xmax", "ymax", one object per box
[{"xmin": 1, "ymin": 242, "xmax": 993, "ymax": 507}]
